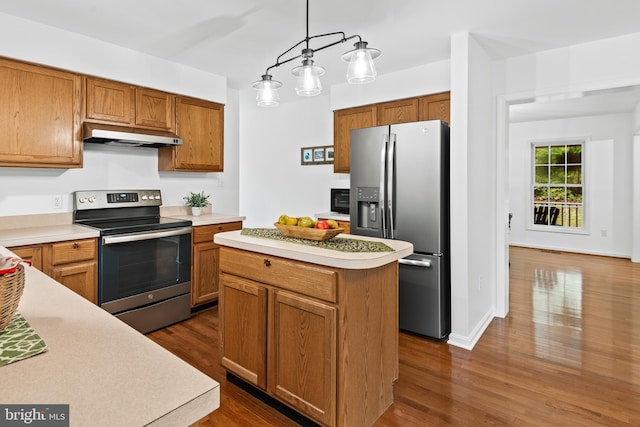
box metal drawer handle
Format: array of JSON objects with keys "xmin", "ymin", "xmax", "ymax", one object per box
[
  {"xmin": 264, "ymin": 259, "xmax": 271, "ymax": 267},
  {"xmin": 73, "ymin": 243, "xmax": 80, "ymax": 249},
  {"xmin": 399, "ymin": 258, "xmax": 432, "ymax": 268}
]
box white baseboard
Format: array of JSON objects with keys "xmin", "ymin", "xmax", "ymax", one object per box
[{"xmin": 447, "ymin": 308, "xmax": 494, "ymax": 351}]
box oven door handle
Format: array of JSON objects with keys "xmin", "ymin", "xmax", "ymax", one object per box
[{"xmin": 102, "ymin": 227, "xmax": 192, "ymax": 245}]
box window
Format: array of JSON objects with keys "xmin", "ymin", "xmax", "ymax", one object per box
[{"xmin": 532, "ymin": 140, "xmax": 584, "ymax": 229}]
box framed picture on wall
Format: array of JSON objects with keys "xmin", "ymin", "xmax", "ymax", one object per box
[
  {"xmin": 301, "ymin": 148, "xmax": 313, "ymax": 164},
  {"xmin": 325, "ymin": 147, "xmax": 334, "ymax": 161},
  {"xmin": 301, "ymin": 145, "xmax": 334, "ymax": 165}
]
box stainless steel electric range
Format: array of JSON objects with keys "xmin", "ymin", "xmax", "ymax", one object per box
[{"xmin": 73, "ymin": 189, "xmax": 192, "ymax": 334}]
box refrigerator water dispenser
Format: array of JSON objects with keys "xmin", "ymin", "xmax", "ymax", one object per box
[{"xmin": 356, "ymin": 187, "xmax": 380, "ymax": 230}]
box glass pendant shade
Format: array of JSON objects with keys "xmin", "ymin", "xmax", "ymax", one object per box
[
  {"xmin": 342, "ymin": 41, "xmax": 381, "ymax": 84},
  {"xmin": 291, "ymin": 59, "xmax": 325, "ymax": 96},
  {"xmin": 252, "ymin": 75, "xmax": 282, "ymax": 107}
]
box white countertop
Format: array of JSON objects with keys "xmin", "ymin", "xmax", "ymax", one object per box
[
  {"xmin": 0, "ymin": 246, "xmax": 220, "ymax": 426},
  {"xmin": 0, "ymin": 224, "xmax": 100, "ymax": 247},
  {"xmin": 214, "ymin": 230, "xmax": 413, "ymax": 269},
  {"xmin": 0, "ymin": 212, "xmax": 245, "ymax": 247}
]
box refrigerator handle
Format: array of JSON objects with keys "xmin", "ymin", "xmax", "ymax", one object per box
[
  {"xmin": 387, "ymin": 133, "xmax": 396, "ymax": 240},
  {"xmin": 380, "ymin": 133, "xmax": 388, "ymax": 238},
  {"xmin": 399, "ymin": 258, "xmax": 432, "ymax": 268}
]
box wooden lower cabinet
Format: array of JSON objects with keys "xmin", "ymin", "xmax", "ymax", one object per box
[
  {"xmin": 219, "ymin": 247, "xmax": 398, "ymax": 427},
  {"xmin": 10, "ymin": 245, "xmax": 43, "ymax": 271},
  {"xmin": 9, "ymin": 238, "xmax": 98, "ymax": 304},
  {"xmin": 270, "ymin": 290, "xmax": 337, "ymax": 424},
  {"xmin": 191, "ymin": 221, "xmax": 243, "ymax": 307},
  {"xmin": 49, "ymin": 260, "xmax": 97, "ymax": 304}
]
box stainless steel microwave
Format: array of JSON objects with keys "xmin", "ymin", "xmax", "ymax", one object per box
[{"xmin": 331, "ymin": 188, "xmax": 350, "ymax": 214}]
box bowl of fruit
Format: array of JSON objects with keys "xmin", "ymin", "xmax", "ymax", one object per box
[{"xmin": 274, "ymin": 215, "xmax": 344, "ymax": 241}]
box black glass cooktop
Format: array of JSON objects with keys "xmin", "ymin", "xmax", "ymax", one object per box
[{"xmin": 78, "ymin": 216, "xmax": 192, "ymax": 236}]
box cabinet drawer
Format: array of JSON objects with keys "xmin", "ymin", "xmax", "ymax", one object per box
[
  {"xmin": 220, "ymin": 248, "xmax": 338, "ymax": 303},
  {"xmin": 49, "ymin": 239, "xmax": 97, "ymax": 265},
  {"xmin": 193, "ymin": 221, "xmax": 243, "ymax": 244}
]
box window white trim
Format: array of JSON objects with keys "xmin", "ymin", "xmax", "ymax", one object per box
[{"xmin": 527, "ymin": 137, "xmax": 589, "ymax": 233}]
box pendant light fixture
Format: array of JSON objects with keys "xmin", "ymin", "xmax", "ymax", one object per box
[{"xmin": 252, "ymin": 0, "xmax": 381, "ymax": 107}]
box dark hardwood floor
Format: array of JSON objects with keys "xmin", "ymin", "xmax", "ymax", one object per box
[{"xmin": 148, "ymin": 246, "xmax": 640, "ymax": 426}]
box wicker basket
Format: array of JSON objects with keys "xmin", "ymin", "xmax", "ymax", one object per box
[{"xmin": 0, "ymin": 264, "xmax": 25, "ymax": 331}]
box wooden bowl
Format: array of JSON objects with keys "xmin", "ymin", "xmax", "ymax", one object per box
[{"xmin": 274, "ymin": 223, "xmax": 344, "ymax": 241}]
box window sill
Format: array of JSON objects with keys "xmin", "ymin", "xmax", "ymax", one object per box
[{"xmin": 527, "ymin": 225, "xmax": 589, "ymax": 235}]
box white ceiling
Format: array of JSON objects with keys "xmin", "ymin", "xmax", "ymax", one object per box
[{"xmin": 2, "ymin": 0, "xmax": 640, "ymax": 120}]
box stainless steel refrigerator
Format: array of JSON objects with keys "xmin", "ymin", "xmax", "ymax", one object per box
[{"xmin": 349, "ymin": 120, "xmax": 450, "ymax": 339}]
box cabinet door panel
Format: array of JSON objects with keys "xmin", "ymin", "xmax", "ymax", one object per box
[
  {"xmin": 191, "ymin": 242, "xmax": 219, "ymax": 306},
  {"xmin": 162, "ymin": 96, "xmax": 224, "ymax": 172},
  {"xmin": 270, "ymin": 290, "xmax": 336, "ymax": 426},
  {"xmin": 418, "ymin": 92, "xmax": 451, "ymax": 124},
  {"xmin": 333, "ymin": 105, "xmax": 376, "ymax": 173},
  {"xmin": 86, "ymin": 78, "xmax": 133, "ymax": 124},
  {"xmin": 220, "ymin": 273, "xmax": 268, "ymax": 389},
  {"xmin": 50, "ymin": 261, "xmax": 97, "ymax": 304},
  {"xmin": 135, "ymin": 87, "xmax": 175, "ymax": 130},
  {"xmin": 0, "ymin": 59, "xmax": 82, "ymax": 168},
  {"xmin": 10, "ymin": 245, "xmax": 43, "ymax": 271},
  {"xmin": 377, "ymin": 98, "xmax": 419, "ymax": 125}
]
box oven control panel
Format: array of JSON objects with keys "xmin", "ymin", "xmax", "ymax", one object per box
[{"xmin": 74, "ymin": 190, "xmax": 162, "ymax": 210}]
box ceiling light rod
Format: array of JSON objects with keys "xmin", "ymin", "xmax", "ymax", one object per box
[
  {"xmin": 252, "ymin": 0, "xmax": 381, "ymax": 107},
  {"xmin": 262, "ymin": 33, "xmax": 361, "ymax": 76}
]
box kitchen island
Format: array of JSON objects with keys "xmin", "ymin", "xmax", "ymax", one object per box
[
  {"xmin": 214, "ymin": 230, "xmax": 412, "ymax": 427},
  {"xmin": 0, "ymin": 245, "xmax": 219, "ymax": 426}
]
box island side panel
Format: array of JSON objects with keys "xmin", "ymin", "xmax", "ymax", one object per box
[{"xmin": 338, "ymin": 262, "xmax": 399, "ymax": 427}]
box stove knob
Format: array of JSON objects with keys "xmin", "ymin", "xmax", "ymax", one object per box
[
  {"xmin": 88, "ymin": 196, "xmax": 96, "ymax": 203},
  {"xmin": 154, "ymin": 195, "xmax": 161, "ymax": 200},
  {"xmin": 141, "ymin": 195, "xmax": 148, "ymax": 200},
  {"xmin": 78, "ymin": 197, "xmax": 87, "ymax": 203}
]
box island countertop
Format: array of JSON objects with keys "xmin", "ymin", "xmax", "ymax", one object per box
[
  {"xmin": 214, "ymin": 229, "xmax": 413, "ymax": 269},
  {"xmin": 0, "ymin": 245, "xmax": 219, "ymax": 426}
]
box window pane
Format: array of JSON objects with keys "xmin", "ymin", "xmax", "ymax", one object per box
[
  {"xmin": 550, "ymin": 146, "xmax": 566, "ymax": 164},
  {"xmin": 567, "ymin": 165, "xmax": 582, "ymax": 184},
  {"xmin": 533, "ymin": 186, "xmax": 549, "ymax": 201},
  {"xmin": 566, "ymin": 145, "xmax": 582, "ymax": 163},
  {"xmin": 535, "ymin": 166, "xmax": 549, "ymax": 183},
  {"xmin": 549, "ymin": 165, "xmax": 565, "ymax": 184},
  {"xmin": 549, "ymin": 187, "xmax": 566, "ymax": 202},
  {"xmin": 535, "ymin": 147, "xmax": 549, "ymax": 164},
  {"xmin": 567, "ymin": 187, "xmax": 582, "ymax": 203}
]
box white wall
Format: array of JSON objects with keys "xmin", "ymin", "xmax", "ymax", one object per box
[
  {"xmin": 238, "ymin": 92, "xmax": 349, "ymax": 227},
  {"xmin": 447, "ymin": 33, "xmax": 497, "ymax": 350},
  {"xmin": 0, "ymin": 13, "xmax": 240, "ymax": 217},
  {"xmin": 496, "ymin": 31, "xmax": 640, "ymax": 263},
  {"xmin": 509, "ymin": 114, "xmax": 633, "ymax": 257},
  {"xmin": 330, "ymin": 60, "xmax": 451, "ymax": 110}
]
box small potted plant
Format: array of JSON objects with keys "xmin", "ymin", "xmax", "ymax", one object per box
[{"xmin": 183, "ymin": 191, "xmax": 210, "ymax": 216}]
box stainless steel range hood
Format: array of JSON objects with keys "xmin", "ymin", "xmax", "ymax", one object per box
[{"xmin": 82, "ymin": 122, "xmax": 183, "ymax": 148}]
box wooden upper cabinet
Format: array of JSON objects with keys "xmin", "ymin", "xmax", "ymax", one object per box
[
  {"xmin": 0, "ymin": 58, "xmax": 82, "ymax": 168},
  {"xmin": 158, "ymin": 96, "xmax": 224, "ymax": 172},
  {"xmin": 85, "ymin": 77, "xmax": 175, "ymax": 131},
  {"xmin": 135, "ymin": 87, "xmax": 175, "ymax": 130},
  {"xmin": 418, "ymin": 92, "xmax": 451, "ymax": 124},
  {"xmin": 333, "ymin": 105, "xmax": 376, "ymax": 173},
  {"xmin": 85, "ymin": 78, "xmax": 133, "ymax": 124},
  {"xmin": 377, "ymin": 98, "xmax": 419, "ymax": 125}
]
